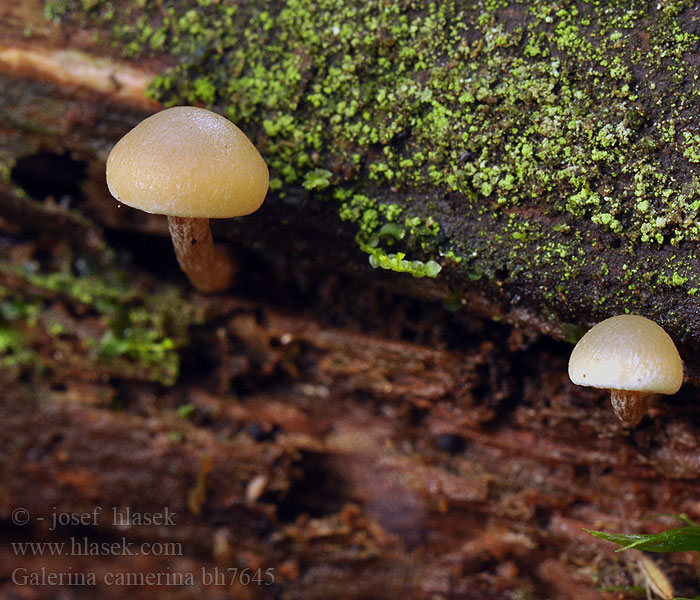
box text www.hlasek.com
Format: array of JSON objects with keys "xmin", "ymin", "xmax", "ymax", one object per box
[
  {"xmin": 12, "ymin": 537, "xmax": 182, "ymax": 557},
  {"xmin": 10, "ymin": 505, "xmax": 277, "ymax": 587}
]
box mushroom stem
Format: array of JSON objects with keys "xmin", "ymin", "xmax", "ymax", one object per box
[
  {"xmin": 609, "ymin": 389, "xmax": 651, "ymax": 427},
  {"xmin": 167, "ymin": 216, "xmax": 236, "ymax": 293}
]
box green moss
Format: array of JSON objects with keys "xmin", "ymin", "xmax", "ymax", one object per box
[
  {"xmin": 336, "ymin": 191, "xmax": 443, "ymax": 276},
  {"xmin": 302, "ymin": 168, "xmax": 333, "ymax": 190},
  {"xmin": 0, "ymin": 323, "xmax": 23, "ymax": 354},
  {"xmin": 45, "ymin": 1, "xmax": 69, "ymax": 20},
  {"xmin": 191, "ymin": 76, "xmax": 217, "ymax": 105},
  {"xmin": 176, "ymin": 402, "xmax": 196, "ymax": 420},
  {"xmin": 367, "ymin": 250, "xmax": 442, "ymax": 278},
  {"xmin": 561, "ymin": 322, "xmax": 587, "ymax": 344},
  {"xmin": 96, "ymin": 321, "xmax": 177, "ymax": 378},
  {"xmin": 0, "ymin": 323, "xmax": 37, "ymax": 370},
  {"xmin": 47, "ymin": 0, "xmax": 700, "ymax": 313},
  {"xmin": 0, "ymin": 286, "xmax": 42, "ymax": 370},
  {"xmin": 0, "ymin": 261, "xmax": 197, "ymax": 385}
]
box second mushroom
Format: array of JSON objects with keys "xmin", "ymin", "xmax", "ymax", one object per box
[{"xmin": 568, "ymin": 314, "xmax": 684, "ymax": 426}]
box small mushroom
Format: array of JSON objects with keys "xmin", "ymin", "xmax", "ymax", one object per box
[
  {"xmin": 568, "ymin": 314, "xmax": 683, "ymax": 426},
  {"xmin": 106, "ymin": 106, "xmax": 269, "ymax": 292}
]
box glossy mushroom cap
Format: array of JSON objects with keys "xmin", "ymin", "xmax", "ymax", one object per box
[
  {"xmin": 568, "ymin": 314, "xmax": 683, "ymax": 395},
  {"xmin": 106, "ymin": 106, "xmax": 269, "ymax": 218}
]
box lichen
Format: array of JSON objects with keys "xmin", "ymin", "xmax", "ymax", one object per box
[{"xmin": 44, "ymin": 0, "xmax": 700, "ymax": 319}]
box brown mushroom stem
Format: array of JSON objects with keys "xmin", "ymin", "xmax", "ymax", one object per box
[
  {"xmin": 167, "ymin": 216, "xmax": 236, "ymax": 293},
  {"xmin": 609, "ymin": 389, "xmax": 652, "ymax": 427}
]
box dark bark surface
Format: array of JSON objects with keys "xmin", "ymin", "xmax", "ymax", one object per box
[{"xmin": 3, "ymin": 2, "xmax": 700, "ymax": 599}]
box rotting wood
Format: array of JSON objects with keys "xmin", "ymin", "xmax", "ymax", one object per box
[{"xmin": 4, "ymin": 2, "xmax": 700, "ymax": 599}]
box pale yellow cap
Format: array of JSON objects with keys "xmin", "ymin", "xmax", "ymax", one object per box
[
  {"xmin": 568, "ymin": 314, "xmax": 683, "ymax": 394},
  {"xmin": 106, "ymin": 106, "xmax": 269, "ymax": 218}
]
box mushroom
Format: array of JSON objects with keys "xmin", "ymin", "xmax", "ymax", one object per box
[
  {"xmin": 106, "ymin": 106, "xmax": 269, "ymax": 292},
  {"xmin": 568, "ymin": 314, "xmax": 683, "ymax": 426}
]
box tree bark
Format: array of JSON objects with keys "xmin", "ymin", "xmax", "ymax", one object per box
[{"xmin": 3, "ymin": 1, "xmax": 700, "ymax": 599}]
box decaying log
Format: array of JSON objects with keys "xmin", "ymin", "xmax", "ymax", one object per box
[
  {"xmin": 3, "ymin": 226, "xmax": 700, "ymax": 598},
  {"xmin": 3, "ymin": 290, "xmax": 700, "ymax": 599},
  {"xmin": 4, "ymin": 2, "xmax": 700, "ymax": 599},
  {"xmin": 3, "ymin": 1, "xmax": 700, "ymax": 363}
]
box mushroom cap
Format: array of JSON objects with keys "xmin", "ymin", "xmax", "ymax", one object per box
[
  {"xmin": 106, "ymin": 106, "xmax": 269, "ymax": 218},
  {"xmin": 568, "ymin": 314, "xmax": 683, "ymax": 394}
]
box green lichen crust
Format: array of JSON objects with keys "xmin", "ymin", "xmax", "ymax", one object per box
[{"xmin": 47, "ymin": 1, "xmax": 700, "ymax": 331}]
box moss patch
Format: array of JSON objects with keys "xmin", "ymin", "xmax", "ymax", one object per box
[
  {"xmin": 46, "ymin": 0, "xmax": 700, "ymax": 317},
  {"xmin": 0, "ymin": 259, "xmax": 198, "ymax": 385}
]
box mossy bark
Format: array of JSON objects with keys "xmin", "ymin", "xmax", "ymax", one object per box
[
  {"xmin": 4, "ymin": 1, "xmax": 700, "ymax": 373},
  {"xmin": 3, "ymin": 1, "xmax": 700, "ymax": 599}
]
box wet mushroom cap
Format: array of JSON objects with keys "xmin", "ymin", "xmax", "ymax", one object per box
[
  {"xmin": 568, "ymin": 314, "xmax": 683, "ymax": 394},
  {"xmin": 106, "ymin": 106, "xmax": 269, "ymax": 219}
]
